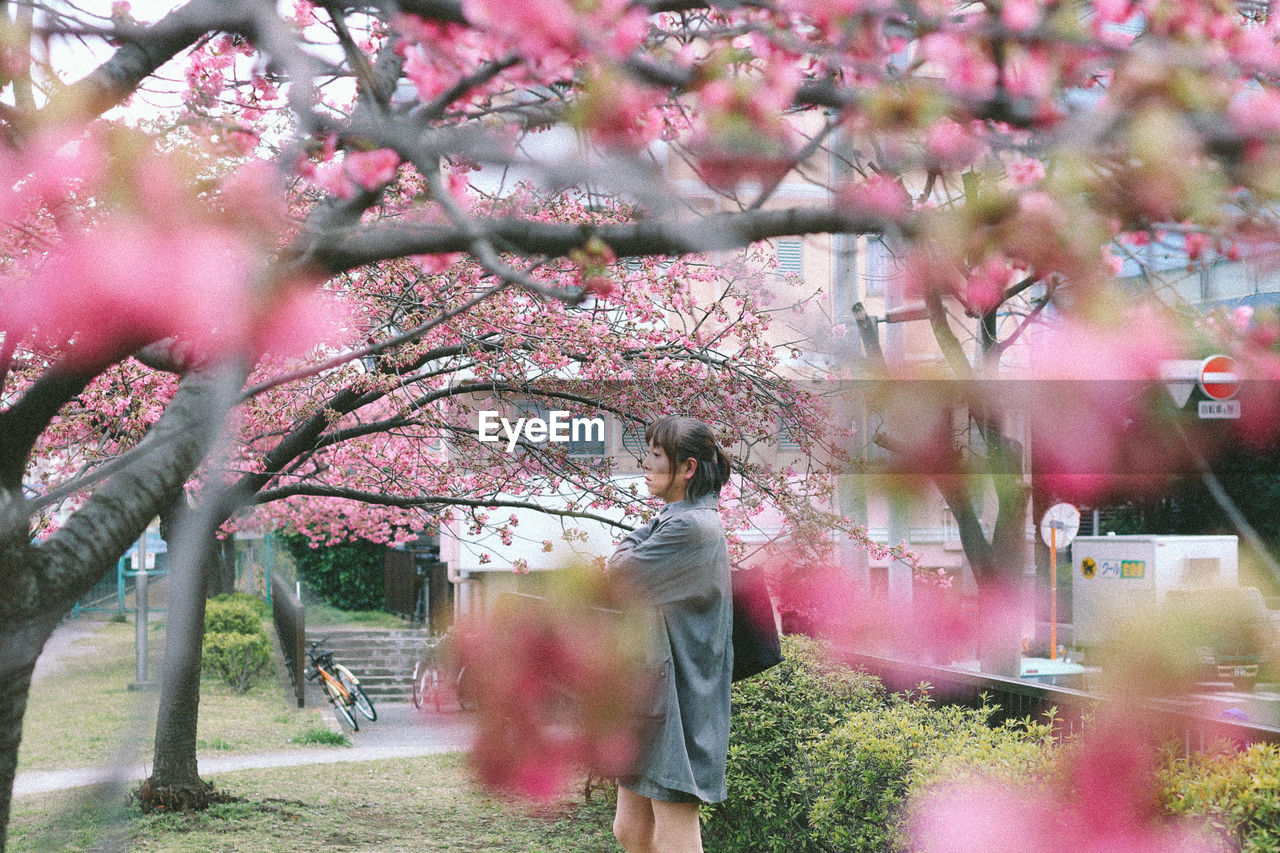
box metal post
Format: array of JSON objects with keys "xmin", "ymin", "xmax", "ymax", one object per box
[
  {"xmin": 131, "ymin": 528, "xmax": 156, "ymax": 690},
  {"xmin": 264, "ymin": 531, "xmax": 274, "ymax": 605},
  {"xmin": 1050, "ymin": 526, "xmax": 1058, "ymax": 660}
]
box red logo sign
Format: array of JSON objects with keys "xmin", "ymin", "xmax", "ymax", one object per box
[{"xmin": 1199, "ymin": 355, "xmax": 1240, "ymax": 401}]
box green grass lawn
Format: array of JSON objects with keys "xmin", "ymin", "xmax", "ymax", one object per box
[
  {"xmin": 18, "ymin": 620, "xmax": 330, "ymax": 772},
  {"xmin": 8, "ymin": 755, "xmax": 617, "ymax": 852},
  {"xmin": 12, "ymin": 619, "xmax": 618, "ymax": 852}
]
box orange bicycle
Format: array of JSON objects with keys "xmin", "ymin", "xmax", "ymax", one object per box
[{"xmin": 306, "ymin": 639, "xmax": 377, "ymax": 731}]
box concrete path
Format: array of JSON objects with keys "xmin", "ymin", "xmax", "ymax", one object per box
[
  {"xmin": 15, "ymin": 621, "xmax": 477, "ymax": 798},
  {"xmin": 14, "ymin": 704, "xmax": 476, "ymax": 797}
]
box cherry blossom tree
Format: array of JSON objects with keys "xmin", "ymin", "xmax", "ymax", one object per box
[{"xmin": 2, "ymin": 0, "xmax": 1280, "ymax": 845}]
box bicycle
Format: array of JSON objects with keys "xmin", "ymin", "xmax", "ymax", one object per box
[
  {"xmin": 306, "ymin": 639, "xmax": 377, "ymax": 731},
  {"xmin": 409, "ymin": 631, "xmax": 477, "ymax": 713},
  {"xmin": 410, "ymin": 636, "xmax": 445, "ymax": 712}
]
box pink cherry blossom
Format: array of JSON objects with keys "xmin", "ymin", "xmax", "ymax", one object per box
[
  {"xmin": 1001, "ymin": 0, "xmax": 1041, "ymax": 31},
  {"xmin": 1227, "ymin": 89, "xmax": 1280, "ymax": 137},
  {"xmin": 961, "ymin": 255, "xmax": 1016, "ymax": 315},
  {"xmin": 839, "ymin": 174, "xmax": 912, "ymax": 219},
  {"xmin": 1016, "ymin": 307, "xmax": 1194, "ymax": 502},
  {"xmin": 451, "ymin": 574, "xmax": 660, "ymax": 799},
  {"xmin": 344, "ymin": 148, "xmax": 401, "ymax": 192},
  {"xmin": 1006, "ymin": 153, "xmax": 1047, "ymax": 187},
  {"xmin": 924, "ymin": 119, "xmax": 987, "ymax": 169}
]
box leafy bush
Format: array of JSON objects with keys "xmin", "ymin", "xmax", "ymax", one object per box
[
  {"xmin": 203, "ymin": 631, "xmax": 273, "ymax": 694},
  {"xmin": 282, "ymin": 534, "xmax": 386, "ymax": 612},
  {"xmin": 1161, "ymin": 743, "xmax": 1280, "ymax": 853},
  {"xmin": 806, "ymin": 700, "xmax": 1057, "ymax": 851},
  {"xmin": 704, "ymin": 635, "xmax": 886, "ymax": 853},
  {"xmin": 210, "ymin": 592, "xmax": 269, "ymax": 618},
  {"xmin": 204, "ymin": 598, "xmax": 264, "ymax": 637},
  {"xmin": 704, "ymin": 635, "xmax": 1058, "ymax": 852}
]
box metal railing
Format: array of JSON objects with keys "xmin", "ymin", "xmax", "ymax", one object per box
[
  {"xmin": 271, "ymin": 575, "xmax": 306, "ymax": 708},
  {"xmin": 844, "ymin": 651, "xmax": 1280, "ymax": 754}
]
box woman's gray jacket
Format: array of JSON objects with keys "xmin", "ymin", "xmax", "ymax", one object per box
[{"xmin": 607, "ymin": 492, "xmax": 733, "ymax": 803}]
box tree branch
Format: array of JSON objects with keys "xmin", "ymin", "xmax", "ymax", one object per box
[
  {"xmin": 304, "ymin": 206, "xmax": 889, "ymax": 275},
  {"xmin": 251, "ymin": 485, "xmax": 634, "ymax": 531},
  {"xmin": 0, "ymin": 366, "xmax": 102, "ymax": 490},
  {"xmin": 35, "ymin": 365, "xmax": 239, "ymax": 613},
  {"xmin": 31, "ymin": 0, "xmax": 251, "ymax": 129}
]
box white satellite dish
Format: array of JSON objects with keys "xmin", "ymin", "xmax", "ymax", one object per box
[{"xmin": 1040, "ymin": 503, "xmax": 1080, "ymax": 550}]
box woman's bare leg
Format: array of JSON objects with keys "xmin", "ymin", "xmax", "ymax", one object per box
[
  {"xmin": 651, "ymin": 799, "xmax": 703, "ymax": 853},
  {"xmin": 614, "ymin": 786, "xmax": 656, "ymax": 852}
]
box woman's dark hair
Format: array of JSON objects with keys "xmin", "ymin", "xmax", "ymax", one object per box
[{"xmin": 645, "ymin": 416, "xmax": 732, "ymax": 500}]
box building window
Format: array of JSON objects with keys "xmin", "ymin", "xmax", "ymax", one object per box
[
  {"xmin": 513, "ymin": 401, "xmax": 607, "ymax": 457},
  {"xmin": 775, "ymin": 238, "xmax": 803, "ymax": 277},
  {"xmin": 777, "ymin": 418, "xmax": 803, "ymax": 451}
]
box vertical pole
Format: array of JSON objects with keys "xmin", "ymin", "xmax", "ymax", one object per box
[
  {"xmin": 264, "ymin": 532, "xmax": 274, "ymax": 605},
  {"xmin": 294, "ymin": 588, "xmax": 306, "ymax": 709},
  {"xmin": 133, "ymin": 528, "xmax": 154, "ymax": 688},
  {"xmin": 1050, "ymin": 525, "xmax": 1058, "ymax": 661},
  {"xmin": 118, "ymin": 556, "xmax": 126, "ymax": 614}
]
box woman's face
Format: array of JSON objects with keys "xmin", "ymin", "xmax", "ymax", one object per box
[{"xmin": 642, "ymin": 443, "xmax": 688, "ymax": 503}]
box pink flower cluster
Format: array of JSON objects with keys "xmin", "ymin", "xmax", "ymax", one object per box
[
  {"xmin": 1, "ymin": 141, "xmax": 339, "ymax": 367},
  {"xmin": 313, "ymin": 148, "xmax": 402, "ymax": 199},
  {"xmin": 450, "ymin": 577, "xmax": 660, "ymax": 799},
  {"xmin": 460, "ymin": 0, "xmax": 646, "ymax": 67}
]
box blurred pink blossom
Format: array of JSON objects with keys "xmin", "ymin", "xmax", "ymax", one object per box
[
  {"xmin": 345, "ymin": 148, "xmax": 401, "ymax": 191},
  {"xmin": 1018, "ymin": 308, "xmax": 1192, "ymax": 502},
  {"xmin": 925, "ymin": 119, "xmax": 986, "ymax": 169},
  {"xmin": 1001, "ymin": 0, "xmax": 1041, "ymax": 31},
  {"xmin": 450, "ymin": 575, "xmax": 659, "ymax": 800},
  {"xmin": 840, "ymin": 174, "xmax": 912, "ymax": 219},
  {"xmin": 1006, "ymin": 154, "xmax": 1047, "ymax": 187}
]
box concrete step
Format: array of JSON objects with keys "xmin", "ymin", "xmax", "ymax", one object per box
[{"xmin": 303, "ymin": 627, "xmax": 433, "ymax": 701}]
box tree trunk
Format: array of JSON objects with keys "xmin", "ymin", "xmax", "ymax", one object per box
[
  {"xmin": 935, "ymin": 469, "xmax": 1030, "ymax": 677},
  {"xmin": 0, "ymin": 368, "xmax": 231, "ymax": 841},
  {"xmin": 0, "ymin": 617, "xmax": 57, "ymax": 852},
  {"xmin": 138, "ymin": 528, "xmax": 218, "ymax": 812},
  {"xmin": 138, "ymin": 367, "xmax": 247, "ymax": 813}
]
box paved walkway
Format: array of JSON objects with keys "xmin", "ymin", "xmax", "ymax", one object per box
[
  {"xmin": 14, "ymin": 707, "xmax": 474, "ymax": 797},
  {"xmin": 15, "ymin": 621, "xmax": 476, "ymax": 797}
]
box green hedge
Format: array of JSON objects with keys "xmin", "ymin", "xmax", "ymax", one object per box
[
  {"xmin": 704, "ymin": 636, "xmax": 1059, "ymax": 852},
  {"xmin": 204, "ymin": 598, "xmax": 264, "ymax": 636},
  {"xmin": 704, "ymin": 636, "xmax": 886, "ymax": 852},
  {"xmin": 210, "ymin": 592, "xmax": 269, "ymax": 618},
  {"xmin": 203, "ymin": 631, "xmax": 273, "ymax": 694},
  {"xmin": 282, "ymin": 534, "xmax": 385, "ymax": 612},
  {"xmin": 1161, "ymin": 744, "xmax": 1280, "ymax": 853},
  {"xmin": 808, "ymin": 701, "xmax": 1057, "ymax": 852}
]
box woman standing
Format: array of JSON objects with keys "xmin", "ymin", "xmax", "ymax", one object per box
[{"xmin": 608, "ymin": 416, "xmax": 733, "ymax": 853}]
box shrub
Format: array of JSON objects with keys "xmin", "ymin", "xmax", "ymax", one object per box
[
  {"xmin": 703, "ymin": 635, "xmax": 886, "ymax": 853},
  {"xmin": 204, "ymin": 598, "xmax": 264, "ymax": 637},
  {"xmin": 282, "ymin": 534, "xmax": 386, "ymax": 612},
  {"xmin": 1160, "ymin": 743, "xmax": 1280, "ymax": 853},
  {"xmin": 210, "ymin": 592, "xmax": 269, "ymax": 618},
  {"xmin": 806, "ymin": 699, "xmax": 1057, "ymax": 851},
  {"xmin": 203, "ymin": 631, "xmax": 273, "ymax": 694}
]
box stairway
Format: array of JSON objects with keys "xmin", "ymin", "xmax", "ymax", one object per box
[{"xmin": 304, "ymin": 627, "xmax": 432, "ymax": 702}]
